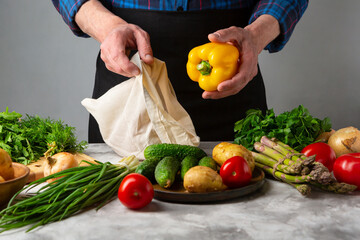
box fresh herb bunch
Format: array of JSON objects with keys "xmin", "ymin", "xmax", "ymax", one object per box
[
  {"xmin": 0, "ymin": 156, "xmax": 139, "ymax": 233},
  {"xmin": 0, "ymin": 107, "xmax": 87, "ymax": 165},
  {"xmin": 234, "ymin": 105, "xmax": 332, "ymax": 151}
]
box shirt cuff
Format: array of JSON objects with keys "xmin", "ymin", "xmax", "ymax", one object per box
[
  {"xmin": 249, "ymin": 0, "xmax": 308, "ymax": 53},
  {"xmin": 56, "ymin": 0, "xmax": 90, "ymax": 37}
]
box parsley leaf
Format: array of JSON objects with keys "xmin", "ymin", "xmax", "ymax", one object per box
[{"xmin": 233, "ymin": 105, "xmax": 332, "ymax": 151}]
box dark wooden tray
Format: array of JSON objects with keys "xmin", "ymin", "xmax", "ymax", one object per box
[{"xmin": 153, "ymin": 167, "xmax": 265, "ymax": 203}]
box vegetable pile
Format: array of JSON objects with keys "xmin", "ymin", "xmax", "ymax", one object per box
[
  {"xmin": 0, "ymin": 156, "xmax": 139, "ymax": 232},
  {"xmin": 234, "ymin": 105, "xmax": 332, "ymax": 152},
  {"xmin": 0, "ymin": 108, "xmax": 87, "ymax": 165},
  {"xmin": 252, "ymin": 136, "xmax": 357, "ymax": 195},
  {"xmin": 136, "ymin": 143, "xmax": 255, "ymax": 193}
]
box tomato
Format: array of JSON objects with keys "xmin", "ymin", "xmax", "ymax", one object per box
[
  {"xmin": 219, "ymin": 156, "xmax": 252, "ymax": 188},
  {"xmin": 333, "ymin": 153, "xmax": 360, "ymax": 190},
  {"xmin": 301, "ymin": 142, "xmax": 336, "ymax": 172},
  {"xmin": 118, "ymin": 173, "xmax": 154, "ymax": 209}
]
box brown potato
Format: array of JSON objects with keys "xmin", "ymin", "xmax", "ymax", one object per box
[
  {"xmin": 0, "ymin": 148, "xmax": 14, "ymax": 180},
  {"xmin": 212, "ymin": 142, "xmax": 255, "ymax": 172},
  {"xmin": 183, "ymin": 166, "xmax": 227, "ymax": 193}
]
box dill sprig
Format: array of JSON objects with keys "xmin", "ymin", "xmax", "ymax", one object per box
[{"xmin": 0, "ymin": 107, "xmax": 87, "ymax": 165}]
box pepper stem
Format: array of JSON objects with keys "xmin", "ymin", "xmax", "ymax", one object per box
[{"xmin": 197, "ymin": 60, "xmax": 212, "ymax": 75}]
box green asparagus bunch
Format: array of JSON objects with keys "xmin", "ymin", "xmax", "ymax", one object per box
[{"xmin": 252, "ymin": 136, "xmax": 357, "ymax": 196}]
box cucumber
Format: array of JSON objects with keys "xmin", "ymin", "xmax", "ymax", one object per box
[
  {"xmin": 154, "ymin": 156, "xmax": 181, "ymax": 188},
  {"xmin": 135, "ymin": 158, "xmax": 159, "ymax": 182},
  {"xmin": 180, "ymin": 156, "xmax": 199, "ymax": 180},
  {"xmin": 198, "ymin": 156, "xmax": 218, "ymax": 171},
  {"xmin": 144, "ymin": 143, "xmax": 207, "ymax": 162}
]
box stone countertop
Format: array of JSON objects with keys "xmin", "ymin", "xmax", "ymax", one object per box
[{"xmin": 2, "ymin": 143, "xmax": 360, "ymax": 240}]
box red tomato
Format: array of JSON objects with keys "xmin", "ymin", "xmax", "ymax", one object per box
[
  {"xmin": 219, "ymin": 156, "xmax": 252, "ymax": 188},
  {"xmin": 333, "ymin": 153, "xmax": 360, "ymax": 190},
  {"xmin": 301, "ymin": 142, "xmax": 336, "ymax": 172},
  {"xmin": 118, "ymin": 173, "xmax": 154, "ymax": 209}
]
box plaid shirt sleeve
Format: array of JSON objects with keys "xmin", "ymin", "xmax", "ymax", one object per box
[
  {"xmin": 249, "ymin": 0, "xmax": 309, "ymax": 53},
  {"xmin": 51, "ymin": 0, "xmax": 90, "ymax": 37}
]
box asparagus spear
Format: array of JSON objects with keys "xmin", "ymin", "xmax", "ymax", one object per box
[
  {"xmin": 254, "ymin": 162, "xmax": 311, "ymax": 196},
  {"xmin": 310, "ymin": 181, "xmax": 357, "ymax": 194},
  {"xmin": 252, "ymin": 151, "xmax": 301, "ymax": 174}
]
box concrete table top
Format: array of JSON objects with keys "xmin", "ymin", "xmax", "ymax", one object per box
[{"xmin": 2, "ymin": 143, "xmax": 360, "ymax": 240}]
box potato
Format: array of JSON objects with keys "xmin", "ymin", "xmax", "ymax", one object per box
[
  {"xmin": 212, "ymin": 142, "xmax": 255, "ymax": 172},
  {"xmin": 183, "ymin": 166, "xmax": 227, "ymax": 193},
  {"xmin": 0, "ymin": 148, "xmax": 14, "ymax": 180},
  {"xmin": 0, "ymin": 175, "xmax": 5, "ymax": 183}
]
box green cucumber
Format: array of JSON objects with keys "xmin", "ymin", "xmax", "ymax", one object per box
[
  {"xmin": 180, "ymin": 156, "xmax": 199, "ymax": 180},
  {"xmin": 144, "ymin": 143, "xmax": 207, "ymax": 162},
  {"xmin": 135, "ymin": 158, "xmax": 159, "ymax": 182},
  {"xmin": 198, "ymin": 156, "xmax": 218, "ymax": 171},
  {"xmin": 154, "ymin": 156, "xmax": 181, "ymax": 188}
]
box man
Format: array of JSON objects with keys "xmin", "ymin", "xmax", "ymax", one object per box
[{"xmin": 52, "ymin": 0, "xmax": 308, "ymax": 142}]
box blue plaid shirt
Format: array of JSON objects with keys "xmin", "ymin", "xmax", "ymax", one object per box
[{"xmin": 52, "ymin": 0, "xmax": 308, "ymax": 52}]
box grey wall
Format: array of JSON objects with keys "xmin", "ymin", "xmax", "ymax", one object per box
[{"xmin": 1, "ymin": 1, "xmax": 359, "ymax": 142}]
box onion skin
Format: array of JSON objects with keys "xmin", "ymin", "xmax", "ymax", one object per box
[
  {"xmin": 327, "ymin": 127, "xmax": 360, "ymax": 158},
  {"xmin": 43, "ymin": 152, "xmax": 78, "ymax": 183},
  {"xmin": 316, "ymin": 129, "xmax": 335, "ymax": 143}
]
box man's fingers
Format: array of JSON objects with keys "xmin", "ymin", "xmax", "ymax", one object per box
[
  {"xmin": 134, "ymin": 29, "xmax": 154, "ymax": 64},
  {"xmin": 208, "ymin": 26, "xmax": 243, "ymax": 43},
  {"xmin": 101, "ymin": 48, "xmax": 140, "ymax": 77},
  {"xmin": 202, "ymin": 88, "xmax": 238, "ymax": 99}
]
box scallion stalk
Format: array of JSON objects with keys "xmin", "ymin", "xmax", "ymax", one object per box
[{"xmin": 0, "ymin": 155, "xmax": 139, "ymax": 233}]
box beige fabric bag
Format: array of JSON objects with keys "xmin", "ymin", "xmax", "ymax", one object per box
[{"xmin": 81, "ymin": 52, "xmax": 200, "ymax": 159}]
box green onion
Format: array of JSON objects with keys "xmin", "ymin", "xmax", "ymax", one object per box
[{"xmin": 0, "ymin": 156, "xmax": 139, "ymax": 233}]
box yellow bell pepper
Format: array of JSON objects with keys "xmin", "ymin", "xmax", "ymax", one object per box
[{"xmin": 186, "ymin": 42, "xmax": 239, "ymax": 91}]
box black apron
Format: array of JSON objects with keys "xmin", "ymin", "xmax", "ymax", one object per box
[{"xmin": 89, "ymin": 8, "xmax": 268, "ymax": 142}]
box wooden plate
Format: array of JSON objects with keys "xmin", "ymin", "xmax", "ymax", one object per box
[{"xmin": 153, "ymin": 167, "xmax": 265, "ymax": 203}]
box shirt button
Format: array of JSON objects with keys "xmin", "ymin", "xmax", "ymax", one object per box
[{"xmin": 177, "ymin": 6, "xmax": 184, "ymax": 11}]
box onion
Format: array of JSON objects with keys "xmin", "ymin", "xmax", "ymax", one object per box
[
  {"xmin": 327, "ymin": 126, "xmax": 360, "ymax": 157},
  {"xmin": 43, "ymin": 152, "xmax": 78, "ymax": 183}
]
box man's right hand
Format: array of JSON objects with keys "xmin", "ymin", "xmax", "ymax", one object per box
[
  {"xmin": 100, "ymin": 23, "xmax": 154, "ymax": 77},
  {"xmin": 75, "ymin": 0, "xmax": 153, "ymax": 77}
]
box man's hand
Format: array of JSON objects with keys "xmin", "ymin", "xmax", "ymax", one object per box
[
  {"xmin": 203, "ymin": 15, "xmax": 280, "ymax": 99},
  {"xmin": 75, "ymin": 0, "xmax": 153, "ymax": 77},
  {"xmin": 100, "ymin": 23, "xmax": 153, "ymax": 77}
]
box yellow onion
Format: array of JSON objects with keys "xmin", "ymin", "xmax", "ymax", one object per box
[
  {"xmin": 327, "ymin": 126, "xmax": 360, "ymax": 157},
  {"xmin": 43, "ymin": 152, "xmax": 78, "ymax": 183}
]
